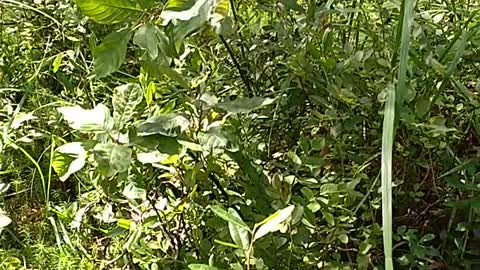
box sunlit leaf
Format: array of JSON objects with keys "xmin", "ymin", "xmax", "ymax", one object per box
[
  {"xmin": 161, "ymin": 0, "xmax": 213, "ymax": 23},
  {"xmin": 75, "ymin": 0, "xmax": 142, "ymax": 24},
  {"xmin": 0, "ymin": 211, "xmax": 12, "ymax": 228},
  {"xmin": 52, "ymin": 142, "xmax": 88, "ymax": 182},
  {"xmin": 58, "ymin": 104, "xmax": 114, "ymax": 133},
  {"xmin": 227, "ymin": 208, "xmax": 250, "ymax": 251},
  {"xmin": 210, "ymin": 205, "xmax": 251, "ymax": 232},
  {"xmin": 93, "ymin": 29, "xmax": 132, "ymax": 78},
  {"xmin": 137, "ymin": 150, "xmax": 170, "ymax": 164},
  {"xmin": 137, "ymin": 113, "xmax": 189, "ymax": 137},
  {"xmin": 198, "ymin": 128, "xmax": 228, "ymax": 153},
  {"xmin": 71, "ymin": 203, "xmax": 93, "ymax": 229},
  {"xmin": 52, "ymin": 53, "xmax": 63, "ymax": 73},
  {"xmin": 93, "ymin": 143, "xmax": 132, "ymax": 177},
  {"xmin": 254, "ymin": 205, "xmax": 294, "ymax": 241},
  {"xmin": 112, "ymin": 83, "xmax": 143, "ymax": 129},
  {"xmin": 134, "ymin": 23, "xmax": 161, "ymax": 59}
]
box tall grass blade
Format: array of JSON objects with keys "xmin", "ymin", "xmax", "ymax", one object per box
[
  {"xmin": 382, "ymin": 0, "xmax": 415, "ymax": 269},
  {"xmin": 381, "ymin": 83, "xmax": 396, "ymax": 270}
]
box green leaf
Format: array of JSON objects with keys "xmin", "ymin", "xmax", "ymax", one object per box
[
  {"xmin": 338, "ymin": 234, "xmax": 349, "ymax": 244},
  {"xmin": 280, "ymin": 0, "xmax": 304, "ymax": 12},
  {"xmin": 227, "ymin": 208, "xmax": 250, "ymax": 251},
  {"xmin": 133, "ymin": 23, "xmax": 161, "ymax": 59},
  {"xmin": 287, "ymin": 151, "xmax": 302, "ymax": 166},
  {"xmin": 137, "ymin": 113, "xmax": 189, "ymax": 137},
  {"xmin": 93, "ymin": 144, "xmax": 132, "ymax": 177},
  {"xmin": 52, "ymin": 142, "xmax": 87, "ymax": 182},
  {"xmin": 415, "ymin": 95, "xmax": 430, "ymax": 117},
  {"xmin": 188, "ymin": 264, "xmax": 219, "ymax": 270},
  {"xmin": 112, "ymin": 83, "xmax": 143, "ymax": 129},
  {"xmin": 321, "ymin": 210, "xmax": 335, "ymax": 226},
  {"xmin": 159, "ymin": 99, "xmax": 177, "ymax": 114},
  {"xmin": 75, "ymin": 0, "xmax": 143, "ymax": 24},
  {"xmin": 447, "ymin": 198, "xmax": 480, "ymax": 209},
  {"xmin": 254, "ymin": 205, "xmax": 294, "ymax": 241},
  {"xmin": 357, "ymin": 254, "xmax": 370, "ymax": 270},
  {"xmin": 210, "ymin": 205, "xmax": 251, "ymax": 232},
  {"xmin": 58, "ymin": 104, "xmax": 114, "ymax": 133},
  {"xmin": 52, "ymin": 53, "xmax": 63, "ymax": 73},
  {"xmin": 215, "ymin": 97, "xmax": 275, "ymax": 114},
  {"xmin": 93, "ymin": 29, "xmax": 132, "ymax": 78},
  {"xmin": 142, "ymin": 57, "xmax": 189, "ymax": 88},
  {"xmin": 198, "ymin": 128, "xmax": 228, "ymax": 153},
  {"xmin": 145, "ymin": 82, "xmax": 156, "ymax": 105},
  {"xmin": 420, "ymin": 233, "xmax": 435, "ymax": 242}
]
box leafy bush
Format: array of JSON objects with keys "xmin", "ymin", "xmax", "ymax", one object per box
[{"xmin": 1, "ymin": 0, "xmax": 480, "ymax": 269}]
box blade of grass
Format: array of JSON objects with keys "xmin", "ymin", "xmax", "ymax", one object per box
[
  {"xmin": 382, "ymin": 0, "xmax": 415, "ymax": 269},
  {"xmin": 381, "ymin": 83, "xmax": 396, "ymax": 270}
]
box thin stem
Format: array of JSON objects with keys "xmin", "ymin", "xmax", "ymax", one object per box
[{"xmin": 219, "ymin": 35, "xmax": 253, "ymax": 95}]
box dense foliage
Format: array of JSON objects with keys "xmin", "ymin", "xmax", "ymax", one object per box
[{"xmin": 1, "ymin": 0, "xmax": 480, "ymax": 269}]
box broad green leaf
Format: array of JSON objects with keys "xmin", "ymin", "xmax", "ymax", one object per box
[
  {"xmin": 254, "ymin": 205, "xmax": 294, "ymax": 241},
  {"xmin": 188, "ymin": 264, "xmax": 219, "ymax": 270},
  {"xmin": 357, "ymin": 254, "xmax": 370, "ymax": 270},
  {"xmin": 52, "ymin": 142, "xmax": 87, "ymax": 182},
  {"xmin": 227, "ymin": 208, "xmax": 250, "ymax": 251},
  {"xmin": 75, "ymin": 0, "xmax": 142, "ymax": 24},
  {"xmin": 178, "ymin": 140, "xmax": 203, "ymax": 151},
  {"xmin": 414, "ymin": 95, "xmax": 430, "ymax": 117},
  {"xmin": 159, "ymin": 99, "xmax": 177, "ymax": 114},
  {"xmin": 210, "ymin": 205, "xmax": 251, "ymax": 232},
  {"xmin": 133, "ymin": 23, "xmax": 161, "ymax": 59},
  {"xmin": 130, "ymin": 133, "xmax": 183, "ymax": 155},
  {"xmin": 287, "ymin": 151, "xmax": 302, "ymax": 166},
  {"xmin": 58, "ymin": 104, "xmax": 114, "ymax": 133},
  {"xmin": 198, "ymin": 129, "xmax": 228, "ymax": 153},
  {"xmin": 322, "ymin": 211, "xmax": 335, "ymax": 226},
  {"xmin": 112, "ymin": 83, "xmax": 143, "ymax": 129},
  {"xmin": 142, "ymin": 57, "xmax": 188, "ymax": 88},
  {"xmin": 93, "ymin": 29, "xmax": 132, "ymax": 78},
  {"xmin": 215, "ymin": 97, "xmax": 275, "ymax": 114},
  {"xmin": 93, "ymin": 143, "xmax": 132, "ymax": 177},
  {"xmin": 137, "ymin": 113, "xmax": 189, "ymax": 137}
]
